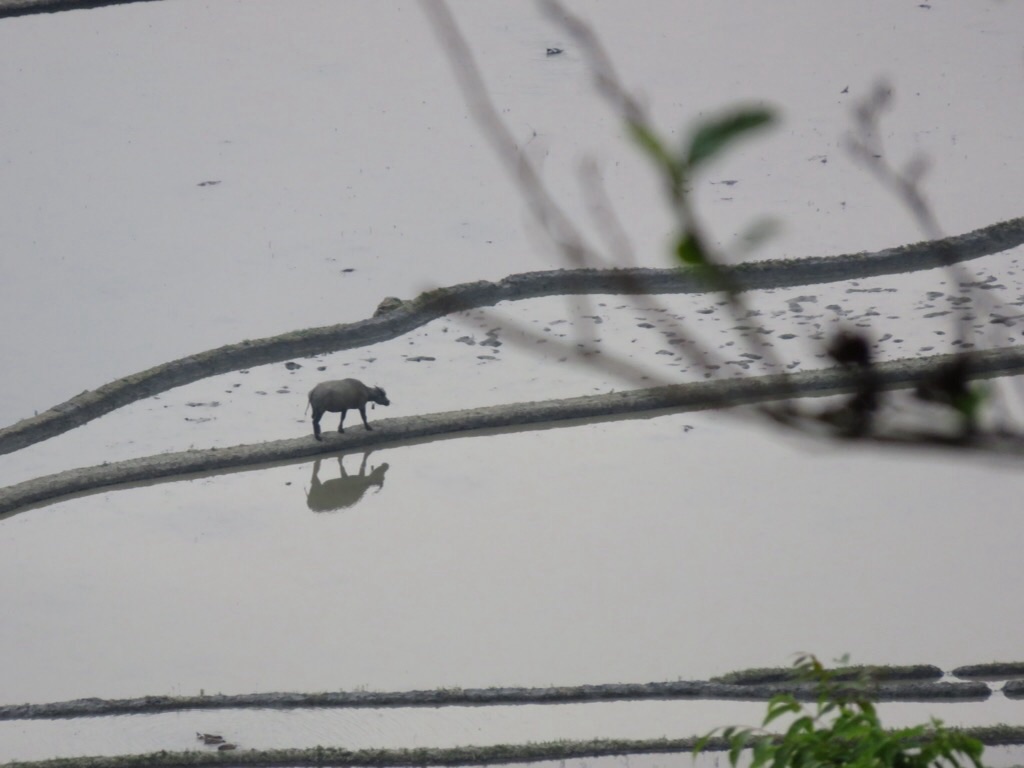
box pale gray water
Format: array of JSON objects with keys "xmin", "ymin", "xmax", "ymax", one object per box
[{"xmin": 4, "ymin": 415, "xmax": 1024, "ymax": 707}]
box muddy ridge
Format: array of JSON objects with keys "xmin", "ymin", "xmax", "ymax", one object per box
[
  {"xmin": 9, "ymin": 728, "xmax": 1024, "ymax": 768},
  {"xmin": 0, "ymin": 678, "xmax": 993, "ymax": 721},
  {"xmin": 4, "ymin": 346, "xmax": 1024, "ymax": 518},
  {"xmin": 2, "ymin": 215, "xmax": 1023, "ymax": 457}
]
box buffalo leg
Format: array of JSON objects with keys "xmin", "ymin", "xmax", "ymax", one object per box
[{"xmin": 338, "ymin": 408, "xmax": 347, "ymax": 433}]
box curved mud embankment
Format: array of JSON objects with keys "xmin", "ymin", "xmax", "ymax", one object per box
[
  {"xmin": 2, "ymin": 216, "xmax": 1023, "ymax": 457},
  {"xmin": 0, "ymin": 679, "xmax": 992, "ymax": 721},
  {"xmin": 4, "ymin": 346, "xmax": 1024, "ymax": 518}
]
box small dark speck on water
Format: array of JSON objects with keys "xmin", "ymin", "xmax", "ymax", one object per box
[{"xmin": 546, "ymin": 47, "xmax": 563, "ymax": 56}]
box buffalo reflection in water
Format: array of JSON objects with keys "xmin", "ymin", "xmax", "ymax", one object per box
[{"xmin": 306, "ymin": 453, "xmax": 390, "ymax": 512}]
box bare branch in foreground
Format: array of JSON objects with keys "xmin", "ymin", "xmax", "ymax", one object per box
[{"xmin": 423, "ymin": 0, "xmax": 1024, "ymax": 454}]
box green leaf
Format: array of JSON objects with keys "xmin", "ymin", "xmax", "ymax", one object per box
[
  {"xmin": 770, "ymin": 741, "xmax": 795, "ymax": 768},
  {"xmin": 728, "ymin": 729, "xmax": 752, "ymax": 766},
  {"xmin": 675, "ymin": 232, "xmax": 706, "ymax": 266},
  {"xmin": 675, "ymin": 233, "xmax": 739, "ymax": 294},
  {"xmin": 764, "ymin": 695, "xmax": 801, "ymax": 725},
  {"xmin": 785, "ymin": 715, "xmax": 814, "ymax": 740},
  {"xmin": 751, "ymin": 737, "xmax": 775, "ymax": 768},
  {"xmin": 693, "ymin": 731, "xmax": 714, "ymax": 755},
  {"xmin": 686, "ymin": 106, "xmax": 775, "ymax": 170},
  {"xmin": 857, "ymin": 699, "xmax": 878, "ymax": 720},
  {"xmin": 954, "ymin": 383, "xmax": 987, "ymax": 422}
]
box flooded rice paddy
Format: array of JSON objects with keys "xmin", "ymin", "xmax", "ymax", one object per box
[{"xmin": 2, "ymin": 0, "xmax": 1024, "ymax": 763}]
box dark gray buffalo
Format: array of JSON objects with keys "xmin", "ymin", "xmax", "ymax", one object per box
[{"xmin": 307, "ymin": 378, "xmax": 390, "ymax": 440}]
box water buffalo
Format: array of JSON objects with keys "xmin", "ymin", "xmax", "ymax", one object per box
[{"xmin": 307, "ymin": 378, "xmax": 390, "ymax": 440}]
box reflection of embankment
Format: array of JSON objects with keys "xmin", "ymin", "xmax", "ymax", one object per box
[
  {"xmin": 2, "ymin": 216, "xmax": 1023, "ymax": 456},
  {"xmin": 4, "ymin": 346, "xmax": 1024, "ymax": 517}
]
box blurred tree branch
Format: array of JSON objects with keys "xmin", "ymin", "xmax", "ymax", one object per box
[{"xmin": 421, "ymin": 0, "xmax": 1024, "ymax": 454}]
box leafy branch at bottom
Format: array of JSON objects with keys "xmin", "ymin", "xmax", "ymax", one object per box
[{"xmin": 697, "ymin": 654, "xmax": 987, "ymax": 768}]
